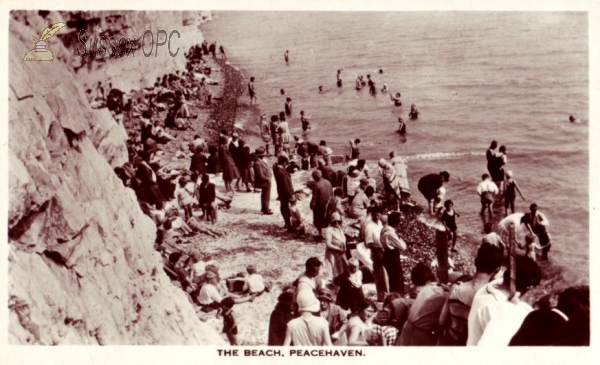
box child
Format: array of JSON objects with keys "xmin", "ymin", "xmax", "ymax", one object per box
[
  {"xmin": 176, "ymin": 176, "xmax": 196, "ymax": 221},
  {"xmin": 220, "ymin": 297, "xmax": 238, "ymax": 345},
  {"xmin": 520, "ymin": 234, "xmax": 542, "ymax": 261},
  {"xmin": 243, "ymin": 264, "xmax": 267, "ymax": 298},
  {"xmin": 504, "ymin": 170, "xmax": 526, "ymax": 216},
  {"xmin": 289, "ymin": 196, "xmax": 306, "ymax": 236},
  {"xmin": 434, "ymin": 185, "xmax": 446, "ymax": 217},
  {"xmin": 441, "ymin": 200, "xmax": 460, "ymax": 252},
  {"xmin": 198, "ymin": 174, "xmax": 217, "ymax": 224},
  {"xmin": 300, "ymin": 110, "xmax": 311, "ymax": 132},
  {"xmin": 285, "ymin": 97, "xmax": 293, "ymax": 117}
]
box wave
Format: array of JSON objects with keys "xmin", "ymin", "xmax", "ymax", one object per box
[{"xmin": 405, "ymin": 151, "xmax": 486, "ymax": 161}]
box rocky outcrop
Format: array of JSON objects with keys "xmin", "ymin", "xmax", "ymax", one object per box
[{"xmin": 8, "ymin": 11, "xmax": 224, "ymax": 345}]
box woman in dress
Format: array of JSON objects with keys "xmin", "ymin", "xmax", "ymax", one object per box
[
  {"xmin": 277, "ymin": 114, "xmax": 292, "ymax": 157},
  {"xmin": 218, "ymin": 136, "xmax": 240, "ymax": 193},
  {"xmin": 324, "ymin": 212, "xmax": 348, "ymax": 280}
]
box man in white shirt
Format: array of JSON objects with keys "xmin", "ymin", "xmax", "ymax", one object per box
[
  {"xmin": 477, "ymin": 173, "xmax": 499, "ymax": 222},
  {"xmin": 363, "ymin": 207, "xmax": 387, "ymax": 301},
  {"xmin": 283, "ymin": 290, "xmax": 332, "ymax": 346},
  {"xmin": 243, "ymin": 264, "xmax": 266, "ymax": 295},
  {"xmin": 467, "ymin": 255, "xmax": 541, "ymax": 346},
  {"xmin": 380, "ymin": 213, "xmax": 407, "ymax": 295}
]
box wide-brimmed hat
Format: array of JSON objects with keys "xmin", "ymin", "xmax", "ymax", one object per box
[
  {"xmin": 254, "ymin": 147, "xmax": 266, "ymax": 157},
  {"xmin": 297, "ymin": 290, "xmax": 320, "ymax": 313},
  {"xmin": 348, "ymin": 257, "xmax": 360, "ymax": 267},
  {"xmin": 317, "ymin": 288, "xmax": 334, "ymax": 302}
]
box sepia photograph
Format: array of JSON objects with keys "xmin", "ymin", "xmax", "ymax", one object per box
[{"xmin": 2, "ymin": 1, "xmax": 597, "ymax": 364}]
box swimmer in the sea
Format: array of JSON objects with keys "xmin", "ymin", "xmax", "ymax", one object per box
[
  {"xmin": 285, "ymin": 98, "xmax": 293, "ymax": 117},
  {"xmin": 284, "ymin": 50, "xmax": 289, "ymax": 64},
  {"xmin": 319, "ymin": 85, "xmax": 323, "ymax": 93},
  {"xmin": 381, "ymin": 84, "xmax": 388, "ymax": 93},
  {"xmin": 367, "ymin": 75, "xmax": 376, "ymax": 95},
  {"xmin": 409, "ymin": 104, "xmax": 420, "ymax": 119},
  {"xmin": 337, "ymin": 69, "xmax": 343, "ymax": 87},
  {"xmin": 355, "ymin": 76, "xmax": 362, "ymax": 90},
  {"xmin": 397, "ymin": 117, "xmax": 406, "ymax": 134},
  {"xmin": 280, "ymin": 89, "xmax": 285, "ymax": 96},
  {"xmin": 379, "ymin": 69, "xmax": 384, "ymax": 74},
  {"xmin": 390, "ymin": 92, "xmax": 402, "ymax": 106},
  {"xmin": 569, "ymin": 114, "xmax": 578, "ymax": 123},
  {"xmin": 300, "ymin": 110, "xmax": 311, "ymax": 132},
  {"xmin": 360, "ymin": 76, "xmax": 366, "ymax": 86}
]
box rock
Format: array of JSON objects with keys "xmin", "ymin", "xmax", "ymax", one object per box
[{"xmin": 8, "ymin": 11, "xmax": 224, "ymax": 345}]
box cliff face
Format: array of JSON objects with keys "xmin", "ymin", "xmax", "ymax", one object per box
[{"xmin": 8, "ymin": 10, "xmax": 224, "ymax": 345}]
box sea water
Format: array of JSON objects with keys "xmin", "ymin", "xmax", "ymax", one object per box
[{"xmin": 202, "ymin": 12, "xmax": 589, "ymax": 285}]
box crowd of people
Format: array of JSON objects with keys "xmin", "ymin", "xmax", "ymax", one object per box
[{"xmin": 87, "ymin": 39, "xmax": 588, "ymax": 347}]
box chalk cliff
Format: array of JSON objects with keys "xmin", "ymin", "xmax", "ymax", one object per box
[{"xmin": 8, "ymin": 10, "xmax": 224, "ymax": 345}]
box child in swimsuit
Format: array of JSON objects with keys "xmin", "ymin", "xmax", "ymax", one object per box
[
  {"xmin": 409, "ymin": 104, "xmax": 420, "ymax": 119},
  {"xmin": 504, "ymin": 170, "xmax": 526, "ymax": 216},
  {"xmin": 441, "ymin": 199, "xmax": 460, "ymax": 252}
]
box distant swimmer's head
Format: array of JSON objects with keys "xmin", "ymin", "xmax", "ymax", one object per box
[
  {"xmin": 354, "ymin": 138, "xmax": 361, "ymax": 144},
  {"xmin": 506, "ymin": 170, "xmax": 513, "ymax": 178},
  {"xmin": 389, "ymin": 151, "xmax": 396, "ymax": 158},
  {"xmin": 318, "ymin": 86, "xmax": 323, "ymax": 92},
  {"xmin": 379, "ymin": 69, "xmax": 383, "ymax": 74},
  {"xmin": 569, "ymin": 115, "xmax": 577, "ymax": 123},
  {"xmin": 395, "ymin": 92, "xmax": 401, "ymax": 98},
  {"xmin": 250, "ymin": 77, "xmax": 255, "ymax": 82},
  {"xmin": 280, "ymin": 89, "xmax": 285, "ymax": 95},
  {"xmin": 489, "ymin": 140, "xmax": 498, "ymax": 149}
]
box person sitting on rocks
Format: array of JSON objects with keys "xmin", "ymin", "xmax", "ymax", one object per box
[{"xmin": 288, "ymin": 196, "xmax": 306, "ymax": 236}]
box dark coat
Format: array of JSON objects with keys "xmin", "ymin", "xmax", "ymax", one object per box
[
  {"xmin": 267, "ymin": 304, "xmax": 294, "ymax": 346},
  {"xmin": 273, "ymin": 164, "xmax": 294, "ymax": 201},
  {"xmin": 318, "ymin": 165, "xmax": 336, "ymax": 186},
  {"xmin": 189, "ymin": 151, "xmax": 207, "ymax": 175},
  {"xmin": 310, "ymin": 178, "xmax": 333, "ymax": 229},
  {"xmin": 333, "ymin": 271, "xmax": 365, "ymax": 311},
  {"xmin": 253, "ymin": 158, "xmax": 272, "ymax": 188},
  {"xmin": 229, "ymin": 141, "xmax": 242, "ymax": 168}
]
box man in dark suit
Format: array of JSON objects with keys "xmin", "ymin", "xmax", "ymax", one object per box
[
  {"xmin": 273, "ymin": 155, "xmax": 295, "ymax": 230},
  {"xmin": 189, "ymin": 145, "xmax": 207, "ymax": 176},
  {"xmin": 253, "ymin": 147, "xmax": 273, "ymax": 215},
  {"xmin": 229, "ymin": 133, "xmax": 243, "ymax": 190},
  {"xmin": 509, "ymin": 286, "xmax": 589, "ymax": 346},
  {"xmin": 310, "ymin": 169, "xmax": 333, "ymax": 239},
  {"xmin": 317, "ymin": 160, "xmax": 336, "ymax": 186}
]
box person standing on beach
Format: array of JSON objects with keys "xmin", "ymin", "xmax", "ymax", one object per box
[
  {"xmin": 477, "ymin": 173, "xmax": 499, "ymax": 222},
  {"xmin": 277, "ymin": 114, "xmax": 292, "ymax": 157},
  {"xmin": 349, "ymin": 139, "xmax": 361, "ymax": 160},
  {"xmin": 441, "ymin": 200, "xmax": 460, "ymax": 253},
  {"xmin": 270, "ymin": 115, "xmax": 281, "ymax": 156},
  {"xmin": 273, "ymin": 155, "xmax": 295, "ymax": 231},
  {"xmin": 248, "ymin": 77, "xmax": 257, "ymax": 105},
  {"xmin": 202, "ymin": 40, "xmax": 209, "ymax": 55},
  {"xmin": 253, "ymin": 147, "xmax": 273, "ymax": 215},
  {"xmin": 258, "ymin": 113, "xmax": 272, "ymax": 156},
  {"xmin": 380, "ymin": 213, "xmax": 407, "ymax": 296},
  {"xmin": 284, "ymin": 50, "xmax": 289, "ymax": 64},
  {"xmin": 219, "ymin": 45, "xmax": 226, "ymax": 59},
  {"xmin": 336, "ymin": 69, "xmax": 343, "ymax": 87},
  {"xmin": 310, "ymin": 170, "xmax": 333, "ymax": 240},
  {"xmin": 364, "ymin": 206, "xmax": 388, "ymax": 302},
  {"xmin": 209, "ymin": 42, "xmax": 217, "ymax": 58},
  {"xmin": 218, "ymin": 136, "xmax": 240, "ymax": 194}
]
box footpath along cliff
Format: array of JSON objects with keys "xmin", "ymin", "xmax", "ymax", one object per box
[{"xmin": 8, "ymin": 10, "xmax": 224, "ymax": 345}]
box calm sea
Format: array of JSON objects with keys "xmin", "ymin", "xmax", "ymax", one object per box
[{"xmin": 202, "ymin": 12, "xmax": 589, "ymax": 285}]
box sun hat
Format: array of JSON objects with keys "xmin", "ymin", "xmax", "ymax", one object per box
[
  {"xmin": 378, "ymin": 158, "xmax": 387, "ymax": 167},
  {"xmin": 297, "ymin": 290, "xmax": 321, "ymax": 313},
  {"xmin": 348, "ymin": 258, "xmax": 359, "ymax": 267},
  {"xmin": 506, "ymin": 170, "xmax": 513, "ymax": 178}
]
